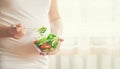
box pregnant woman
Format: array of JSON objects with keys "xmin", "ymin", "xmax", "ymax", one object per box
[{"xmin": 0, "ymin": 0, "xmax": 63, "ymax": 69}]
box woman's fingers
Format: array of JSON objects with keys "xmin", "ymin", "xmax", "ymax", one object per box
[
  {"xmin": 58, "ymin": 37, "xmax": 64, "ymax": 42},
  {"xmin": 10, "ymin": 24, "xmax": 26, "ymax": 39},
  {"xmin": 16, "ymin": 23, "xmax": 22, "ymax": 27},
  {"xmin": 40, "ymin": 52, "xmax": 47, "ymax": 56}
]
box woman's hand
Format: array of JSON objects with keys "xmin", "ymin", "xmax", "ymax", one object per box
[
  {"xmin": 9, "ymin": 24, "xmax": 26, "ymax": 39},
  {"xmin": 40, "ymin": 37, "xmax": 64, "ymax": 56}
]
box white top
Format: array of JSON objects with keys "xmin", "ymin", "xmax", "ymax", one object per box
[{"xmin": 0, "ymin": 0, "xmax": 51, "ymax": 69}]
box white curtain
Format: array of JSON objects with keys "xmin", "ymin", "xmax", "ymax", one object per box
[{"xmin": 48, "ymin": 0, "xmax": 120, "ymax": 69}]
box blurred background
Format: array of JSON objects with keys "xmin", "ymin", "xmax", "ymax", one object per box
[{"xmin": 48, "ymin": 0, "xmax": 120, "ymax": 69}]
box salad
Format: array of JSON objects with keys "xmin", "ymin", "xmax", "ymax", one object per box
[{"xmin": 34, "ymin": 27, "xmax": 59, "ymax": 52}]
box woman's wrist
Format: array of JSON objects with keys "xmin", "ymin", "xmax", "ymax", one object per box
[
  {"xmin": 4, "ymin": 26, "xmax": 14, "ymax": 37},
  {"xmin": 0, "ymin": 26, "xmax": 12, "ymax": 38},
  {"xmin": 51, "ymin": 19, "xmax": 63, "ymax": 35}
]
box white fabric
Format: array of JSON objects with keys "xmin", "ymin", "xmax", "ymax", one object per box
[{"xmin": 0, "ymin": 0, "xmax": 51, "ymax": 69}]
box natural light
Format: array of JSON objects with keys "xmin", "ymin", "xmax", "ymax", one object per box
[
  {"xmin": 58, "ymin": 0, "xmax": 120, "ymax": 49},
  {"xmin": 48, "ymin": 0, "xmax": 120, "ymax": 69}
]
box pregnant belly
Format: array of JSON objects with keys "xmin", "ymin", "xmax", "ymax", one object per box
[
  {"xmin": 0, "ymin": 7, "xmax": 51, "ymax": 57},
  {"xmin": 0, "ymin": 30, "xmax": 40, "ymax": 58}
]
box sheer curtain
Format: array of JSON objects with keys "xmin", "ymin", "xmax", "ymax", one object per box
[
  {"xmin": 48, "ymin": 0, "xmax": 120, "ymax": 69},
  {"xmin": 57, "ymin": 0, "xmax": 120, "ymax": 55}
]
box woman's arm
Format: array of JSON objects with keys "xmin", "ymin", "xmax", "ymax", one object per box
[
  {"xmin": 0, "ymin": 25, "xmax": 12, "ymax": 37},
  {"xmin": 0, "ymin": 24, "xmax": 25, "ymax": 39},
  {"xmin": 47, "ymin": 0, "xmax": 63, "ymax": 55},
  {"xmin": 49, "ymin": 0, "xmax": 63, "ymax": 36}
]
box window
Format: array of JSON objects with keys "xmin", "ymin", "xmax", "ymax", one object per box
[{"xmin": 58, "ymin": 0, "xmax": 120, "ymax": 49}]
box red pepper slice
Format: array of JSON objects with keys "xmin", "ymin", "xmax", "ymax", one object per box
[{"xmin": 40, "ymin": 44, "xmax": 52, "ymax": 49}]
